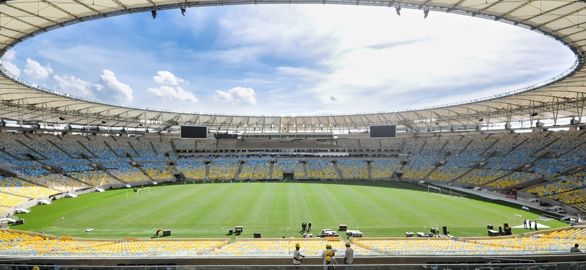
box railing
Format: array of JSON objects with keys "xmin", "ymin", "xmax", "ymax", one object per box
[{"xmin": 1, "ymin": 262, "xmax": 586, "ymax": 269}]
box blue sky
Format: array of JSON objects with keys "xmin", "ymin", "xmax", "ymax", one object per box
[{"xmin": 1, "ymin": 4, "xmax": 576, "ymax": 115}]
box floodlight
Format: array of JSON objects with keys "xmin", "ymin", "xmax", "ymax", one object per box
[{"xmin": 151, "ymin": 9, "xmax": 157, "ymax": 19}]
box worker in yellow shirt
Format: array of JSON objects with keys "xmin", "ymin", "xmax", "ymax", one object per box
[{"xmin": 322, "ymin": 243, "xmax": 338, "ymax": 266}]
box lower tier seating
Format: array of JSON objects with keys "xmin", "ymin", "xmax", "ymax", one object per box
[{"xmin": 0, "ymin": 227, "xmax": 584, "ymax": 257}]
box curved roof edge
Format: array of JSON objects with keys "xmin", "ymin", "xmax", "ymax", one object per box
[{"xmin": 0, "ymin": 0, "xmax": 584, "ymax": 132}]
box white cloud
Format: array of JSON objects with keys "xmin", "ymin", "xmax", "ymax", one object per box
[
  {"xmin": 147, "ymin": 85, "xmax": 198, "ymax": 102},
  {"xmin": 148, "ymin": 70, "xmax": 197, "ymax": 102},
  {"xmin": 214, "ymin": 87, "xmax": 257, "ymax": 105},
  {"xmin": 276, "ymin": 66, "xmax": 323, "ymax": 81},
  {"xmin": 23, "ymin": 58, "xmax": 52, "ymax": 80},
  {"xmin": 3, "ymin": 49, "xmax": 16, "ymax": 61},
  {"xmin": 209, "ymin": 46, "xmax": 266, "ymax": 64},
  {"xmin": 2, "ymin": 49, "xmax": 21, "ymax": 77},
  {"xmin": 199, "ymin": 6, "xmax": 573, "ymax": 113},
  {"xmin": 153, "ymin": 70, "xmax": 185, "ymax": 85},
  {"xmin": 95, "ymin": 69, "xmax": 133, "ymax": 103},
  {"xmin": 209, "ymin": 7, "xmax": 337, "ymax": 65},
  {"xmin": 3, "ymin": 61, "xmax": 21, "ymax": 77},
  {"xmin": 15, "ymin": 5, "xmax": 575, "ymax": 115},
  {"xmin": 53, "ymin": 74, "xmax": 92, "ymax": 96}
]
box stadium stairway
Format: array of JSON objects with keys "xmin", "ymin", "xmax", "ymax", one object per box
[
  {"xmin": 268, "ymin": 161, "xmax": 275, "ymax": 180},
  {"xmin": 135, "ymin": 166, "xmax": 156, "ymax": 182},
  {"xmin": 204, "ymin": 161, "xmax": 211, "ymax": 182},
  {"xmin": 418, "ymin": 140, "xmax": 427, "ymax": 154},
  {"xmin": 100, "ymin": 168, "xmax": 129, "ymax": 185},
  {"xmin": 479, "ymin": 137, "xmax": 500, "ymax": 157},
  {"xmin": 422, "ymin": 163, "xmax": 442, "ymax": 180},
  {"xmin": 302, "ymin": 161, "xmax": 308, "ymax": 179},
  {"xmin": 169, "ymin": 139, "xmax": 178, "ymax": 154},
  {"xmin": 521, "ymin": 166, "xmax": 585, "ymax": 194},
  {"xmin": 126, "ymin": 141, "xmax": 141, "ymax": 157},
  {"xmin": 446, "ymin": 143, "xmax": 500, "ymax": 186},
  {"xmin": 331, "ymin": 161, "xmax": 344, "ymax": 180},
  {"xmin": 513, "ymin": 156, "xmax": 581, "ymax": 191},
  {"xmin": 504, "ymin": 137, "xmax": 529, "ymax": 157},
  {"xmin": 62, "ymin": 174, "xmax": 93, "ymax": 187},
  {"xmin": 530, "ymin": 137, "xmax": 561, "ymax": 157},
  {"xmin": 76, "ymin": 141, "xmax": 98, "ymax": 158},
  {"xmin": 0, "ymin": 148, "xmax": 19, "ymax": 162},
  {"xmin": 103, "ymin": 140, "xmax": 123, "ymax": 158},
  {"xmin": 448, "ymin": 165, "xmax": 480, "ymax": 184},
  {"xmin": 509, "ymin": 175, "xmax": 549, "ymax": 193},
  {"xmin": 46, "ymin": 140, "xmax": 75, "ymax": 159},
  {"xmin": 13, "ymin": 138, "xmax": 49, "ymax": 160},
  {"xmin": 480, "ymin": 170, "xmax": 519, "ymax": 188},
  {"xmin": 457, "ymin": 138, "xmax": 474, "ymax": 155},
  {"xmin": 149, "ymin": 141, "xmax": 159, "ymax": 156},
  {"xmin": 234, "ymin": 161, "xmax": 244, "ymax": 181}
]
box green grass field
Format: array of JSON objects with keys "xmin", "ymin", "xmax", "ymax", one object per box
[{"xmin": 15, "ymin": 182, "xmax": 567, "ymax": 238}]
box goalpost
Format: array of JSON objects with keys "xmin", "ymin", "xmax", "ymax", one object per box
[
  {"xmin": 125, "ymin": 187, "xmax": 151, "ymax": 198},
  {"xmin": 428, "ymin": 185, "xmax": 442, "ymax": 194},
  {"xmin": 135, "ymin": 187, "xmax": 151, "ymax": 197},
  {"xmin": 428, "ymin": 185, "xmax": 453, "ymax": 196}
]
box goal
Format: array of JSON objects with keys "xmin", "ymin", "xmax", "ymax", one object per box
[{"xmin": 427, "ymin": 185, "xmax": 442, "ymax": 194}]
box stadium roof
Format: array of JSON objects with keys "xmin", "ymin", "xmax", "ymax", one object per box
[{"xmin": 0, "ymin": 0, "xmax": 584, "ymax": 133}]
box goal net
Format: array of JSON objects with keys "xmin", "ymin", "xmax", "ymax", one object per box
[{"xmin": 428, "ymin": 185, "xmax": 442, "ymax": 194}]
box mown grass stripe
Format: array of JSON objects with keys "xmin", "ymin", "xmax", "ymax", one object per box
[{"xmin": 15, "ymin": 182, "xmax": 567, "ymax": 238}]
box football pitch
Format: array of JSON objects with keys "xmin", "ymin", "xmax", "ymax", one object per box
[{"xmin": 15, "ymin": 182, "xmax": 567, "ymax": 238}]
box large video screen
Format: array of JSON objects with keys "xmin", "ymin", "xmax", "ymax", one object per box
[
  {"xmin": 370, "ymin": 125, "xmax": 396, "ymax": 138},
  {"xmin": 180, "ymin": 126, "xmax": 207, "ymax": 139}
]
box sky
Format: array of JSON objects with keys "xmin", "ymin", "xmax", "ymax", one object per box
[{"xmin": 0, "ymin": 4, "xmax": 577, "ymax": 116}]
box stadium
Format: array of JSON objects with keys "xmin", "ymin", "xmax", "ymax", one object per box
[{"xmin": 0, "ymin": 0, "xmax": 585, "ymax": 268}]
